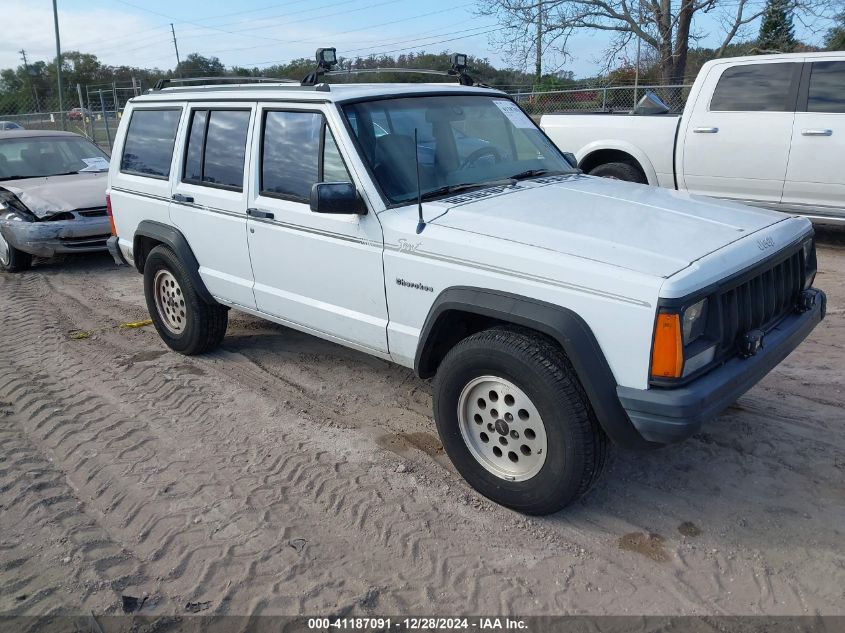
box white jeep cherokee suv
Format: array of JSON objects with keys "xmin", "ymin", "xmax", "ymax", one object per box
[{"xmin": 106, "ymin": 72, "xmax": 825, "ymax": 515}]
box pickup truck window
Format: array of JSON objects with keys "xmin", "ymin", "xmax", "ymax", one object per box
[
  {"xmin": 808, "ymin": 61, "xmax": 845, "ymax": 113},
  {"xmin": 342, "ymin": 95, "xmax": 574, "ymax": 205},
  {"xmin": 710, "ymin": 63, "xmax": 796, "ymax": 112},
  {"xmin": 260, "ymin": 110, "xmax": 350, "ymax": 201},
  {"xmin": 183, "ymin": 109, "xmax": 251, "ymax": 191},
  {"xmin": 120, "ymin": 108, "xmax": 182, "ymax": 179}
]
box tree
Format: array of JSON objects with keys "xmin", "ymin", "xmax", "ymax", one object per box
[
  {"xmin": 176, "ymin": 54, "xmax": 225, "ymax": 78},
  {"xmin": 478, "ymin": 0, "xmax": 837, "ymax": 85},
  {"xmin": 758, "ymin": 0, "xmax": 797, "ymax": 52},
  {"xmin": 826, "ymin": 12, "xmax": 845, "ymax": 49}
]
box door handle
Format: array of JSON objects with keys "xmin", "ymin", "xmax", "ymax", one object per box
[
  {"xmin": 247, "ymin": 208, "xmax": 275, "ymax": 220},
  {"xmin": 693, "ymin": 127, "xmax": 719, "ymax": 134},
  {"xmin": 801, "ymin": 129, "xmax": 833, "ymax": 136},
  {"xmin": 172, "ymin": 193, "xmax": 194, "ymax": 203}
]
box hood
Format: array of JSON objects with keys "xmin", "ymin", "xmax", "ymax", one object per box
[
  {"xmin": 427, "ymin": 175, "xmax": 786, "ymax": 278},
  {"xmin": 0, "ymin": 172, "xmax": 108, "ymax": 219}
]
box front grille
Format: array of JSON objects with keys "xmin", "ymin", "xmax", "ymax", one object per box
[
  {"xmin": 78, "ymin": 208, "xmax": 107, "ymax": 217},
  {"xmin": 58, "ymin": 235, "xmax": 110, "ymax": 249},
  {"xmin": 717, "ymin": 249, "xmax": 804, "ymax": 353}
]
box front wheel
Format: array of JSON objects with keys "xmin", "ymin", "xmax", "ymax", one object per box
[
  {"xmin": 0, "ymin": 231, "xmax": 32, "ymax": 273},
  {"xmin": 143, "ymin": 245, "xmax": 228, "ymax": 355},
  {"xmin": 433, "ymin": 327, "xmax": 609, "ymax": 515},
  {"xmin": 588, "ymin": 161, "xmax": 646, "ymax": 184}
]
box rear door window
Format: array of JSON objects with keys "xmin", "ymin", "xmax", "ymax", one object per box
[
  {"xmin": 710, "ymin": 63, "xmax": 797, "ymax": 112},
  {"xmin": 120, "ymin": 108, "xmax": 182, "ymax": 178},
  {"xmin": 182, "ymin": 109, "xmax": 251, "ymax": 190},
  {"xmin": 260, "ymin": 111, "xmax": 351, "ymax": 201},
  {"xmin": 807, "ymin": 61, "xmax": 845, "ymax": 113}
]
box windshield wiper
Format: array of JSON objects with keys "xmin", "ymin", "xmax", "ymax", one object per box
[
  {"xmin": 508, "ymin": 168, "xmax": 572, "ymax": 180},
  {"xmin": 418, "ymin": 178, "xmax": 517, "ymax": 202}
]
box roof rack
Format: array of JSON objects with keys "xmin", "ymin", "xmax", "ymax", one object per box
[
  {"xmin": 301, "ymin": 49, "xmax": 483, "ymax": 87},
  {"xmin": 152, "ymin": 76, "xmax": 298, "ymax": 91}
]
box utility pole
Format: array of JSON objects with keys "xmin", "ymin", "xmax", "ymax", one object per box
[
  {"xmin": 52, "ymin": 0, "xmax": 66, "ymax": 130},
  {"xmin": 19, "ymin": 49, "xmax": 39, "ymax": 112},
  {"xmin": 633, "ymin": 0, "xmax": 642, "ymax": 107},
  {"xmin": 171, "ymin": 23, "xmax": 182, "ymax": 77},
  {"xmin": 535, "ymin": 1, "xmax": 543, "ymax": 85}
]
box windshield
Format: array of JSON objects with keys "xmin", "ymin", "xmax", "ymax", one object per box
[
  {"xmin": 0, "ymin": 136, "xmax": 110, "ymax": 180},
  {"xmin": 342, "ymin": 95, "xmax": 576, "ymax": 205}
]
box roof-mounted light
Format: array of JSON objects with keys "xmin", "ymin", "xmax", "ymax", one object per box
[
  {"xmin": 451, "ymin": 53, "xmax": 468, "ymax": 72},
  {"xmin": 316, "ymin": 47, "xmax": 338, "ymax": 70}
]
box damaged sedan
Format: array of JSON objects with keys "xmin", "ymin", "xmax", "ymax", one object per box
[{"xmin": 0, "ymin": 130, "xmax": 111, "ymax": 272}]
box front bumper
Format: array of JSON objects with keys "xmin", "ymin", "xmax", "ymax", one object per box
[
  {"xmin": 0, "ymin": 216, "xmax": 111, "ymax": 258},
  {"xmin": 617, "ymin": 288, "xmax": 826, "ymax": 445}
]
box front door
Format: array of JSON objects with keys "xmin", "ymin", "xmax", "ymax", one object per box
[
  {"xmin": 245, "ymin": 104, "xmax": 389, "ymax": 354},
  {"xmin": 782, "ymin": 58, "xmax": 845, "ymax": 220},
  {"xmin": 681, "ymin": 61, "xmax": 800, "ymax": 204}
]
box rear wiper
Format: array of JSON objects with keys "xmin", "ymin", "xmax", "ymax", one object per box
[{"xmin": 418, "ymin": 178, "xmax": 517, "ymax": 202}]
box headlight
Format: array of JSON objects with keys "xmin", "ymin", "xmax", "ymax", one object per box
[
  {"xmin": 651, "ymin": 299, "xmax": 713, "ymax": 380},
  {"xmin": 0, "ymin": 191, "xmax": 34, "ymax": 221},
  {"xmin": 801, "ymin": 238, "xmax": 817, "ymax": 289},
  {"xmin": 682, "ymin": 298, "xmax": 708, "ymax": 344}
]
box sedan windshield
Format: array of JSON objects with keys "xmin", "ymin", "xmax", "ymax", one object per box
[
  {"xmin": 342, "ymin": 95, "xmax": 576, "ymax": 205},
  {"xmin": 0, "ymin": 136, "xmax": 110, "ymax": 180}
]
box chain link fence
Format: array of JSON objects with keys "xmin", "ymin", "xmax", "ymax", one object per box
[
  {"xmin": 511, "ymin": 84, "xmax": 692, "ymax": 116},
  {"xmin": 0, "ymin": 80, "xmax": 144, "ymax": 151},
  {"xmin": 1, "ymin": 81, "xmax": 693, "ymax": 151}
]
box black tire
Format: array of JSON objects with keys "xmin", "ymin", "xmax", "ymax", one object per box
[
  {"xmin": 588, "ymin": 161, "xmax": 646, "ymax": 184},
  {"xmin": 433, "ymin": 327, "xmax": 610, "ymax": 515},
  {"xmin": 143, "ymin": 245, "xmax": 228, "ymax": 355},
  {"xmin": 0, "ymin": 232, "xmax": 33, "ymax": 273}
]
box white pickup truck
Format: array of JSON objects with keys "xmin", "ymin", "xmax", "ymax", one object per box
[{"xmin": 541, "ymin": 52, "xmax": 845, "ymax": 226}]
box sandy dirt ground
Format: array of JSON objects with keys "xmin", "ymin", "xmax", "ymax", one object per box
[{"xmin": 0, "ymin": 233, "xmax": 843, "ymax": 622}]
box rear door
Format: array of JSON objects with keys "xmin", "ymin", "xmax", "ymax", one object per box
[
  {"xmin": 781, "ymin": 58, "xmax": 845, "ymax": 220},
  {"xmin": 169, "ymin": 104, "xmax": 257, "ymax": 308},
  {"xmin": 245, "ymin": 103, "xmax": 389, "ymax": 354},
  {"xmin": 680, "ymin": 60, "xmax": 801, "ymax": 203}
]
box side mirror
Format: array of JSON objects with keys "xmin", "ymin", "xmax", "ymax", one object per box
[
  {"xmin": 309, "ymin": 182, "xmax": 366, "ymax": 215},
  {"xmin": 562, "ymin": 152, "xmax": 579, "ymax": 169}
]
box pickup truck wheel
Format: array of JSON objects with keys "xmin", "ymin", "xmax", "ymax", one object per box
[
  {"xmin": 588, "ymin": 161, "xmax": 646, "ymax": 184},
  {"xmin": 0, "ymin": 231, "xmax": 33, "ymax": 273},
  {"xmin": 433, "ymin": 327, "xmax": 609, "ymax": 515},
  {"xmin": 143, "ymin": 245, "xmax": 228, "ymax": 355}
]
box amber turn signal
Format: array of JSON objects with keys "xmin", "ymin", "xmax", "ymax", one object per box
[{"xmin": 651, "ymin": 313, "xmax": 683, "ymax": 378}]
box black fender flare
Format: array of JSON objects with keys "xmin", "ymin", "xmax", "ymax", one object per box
[
  {"xmin": 415, "ymin": 287, "xmax": 650, "ymax": 449},
  {"xmin": 134, "ymin": 220, "xmax": 215, "ymax": 304}
]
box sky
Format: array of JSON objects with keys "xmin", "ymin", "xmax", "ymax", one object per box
[{"xmin": 5, "ymin": 0, "xmax": 838, "ymax": 80}]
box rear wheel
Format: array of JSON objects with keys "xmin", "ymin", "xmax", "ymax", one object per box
[
  {"xmin": 143, "ymin": 245, "xmax": 228, "ymax": 355},
  {"xmin": 433, "ymin": 327, "xmax": 610, "ymax": 515},
  {"xmin": 0, "ymin": 231, "xmax": 32, "ymax": 273},
  {"xmin": 588, "ymin": 161, "xmax": 646, "ymax": 184}
]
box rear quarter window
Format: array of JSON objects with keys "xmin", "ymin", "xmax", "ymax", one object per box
[{"xmin": 120, "ymin": 108, "xmax": 182, "ymax": 178}]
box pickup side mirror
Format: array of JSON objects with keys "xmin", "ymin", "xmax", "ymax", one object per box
[{"xmin": 310, "ymin": 182, "xmax": 366, "ymax": 215}]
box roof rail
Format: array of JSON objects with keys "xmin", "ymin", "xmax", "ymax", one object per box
[
  {"xmin": 300, "ymin": 49, "xmax": 482, "ymax": 87},
  {"xmin": 152, "ymin": 76, "xmax": 298, "ymax": 91}
]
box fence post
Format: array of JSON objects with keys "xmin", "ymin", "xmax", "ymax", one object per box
[
  {"xmin": 98, "ymin": 89, "xmax": 112, "ymax": 150},
  {"xmin": 602, "ymin": 88, "xmax": 607, "ymax": 111}
]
